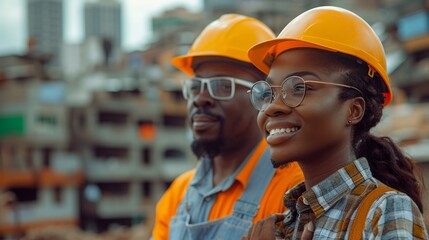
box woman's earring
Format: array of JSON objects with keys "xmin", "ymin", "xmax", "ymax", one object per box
[{"xmin": 347, "ymin": 120, "xmax": 352, "ymax": 125}]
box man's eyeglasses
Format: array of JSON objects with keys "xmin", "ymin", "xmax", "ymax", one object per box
[
  {"xmin": 182, "ymin": 77, "xmax": 254, "ymax": 100},
  {"xmin": 247, "ymin": 76, "xmax": 363, "ymax": 111}
]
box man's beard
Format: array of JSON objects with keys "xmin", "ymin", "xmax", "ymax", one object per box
[
  {"xmin": 190, "ymin": 110, "xmax": 225, "ymax": 160},
  {"xmin": 191, "ymin": 138, "xmax": 223, "ymax": 159}
]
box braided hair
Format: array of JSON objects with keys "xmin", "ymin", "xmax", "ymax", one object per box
[{"xmin": 330, "ymin": 51, "xmax": 424, "ymax": 212}]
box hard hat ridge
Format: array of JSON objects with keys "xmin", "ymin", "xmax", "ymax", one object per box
[{"xmin": 172, "ymin": 14, "xmax": 275, "ymax": 76}]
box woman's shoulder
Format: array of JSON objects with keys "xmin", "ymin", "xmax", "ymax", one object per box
[
  {"xmin": 372, "ymin": 189, "xmax": 414, "ymax": 210},
  {"xmin": 363, "ymin": 189, "xmax": 428, "ymax": 239}
]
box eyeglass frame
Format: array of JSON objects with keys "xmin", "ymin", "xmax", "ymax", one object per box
[
  {"xmin": 182, "ymin": 77, "xmax": 254, "ymax": 100},
  {"xmin": 247, "ymin": 75, "xmax": 364, "ymax": 111}
]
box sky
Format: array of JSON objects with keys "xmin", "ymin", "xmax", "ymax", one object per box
[{"xmin": 0, "ymin": 0, "xmax": 202, "ymax": 55}]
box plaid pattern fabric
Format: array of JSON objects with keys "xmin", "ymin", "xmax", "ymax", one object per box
[{"xmin": 275, "ymin": 158, "xmax": 428, "ymax": 239}]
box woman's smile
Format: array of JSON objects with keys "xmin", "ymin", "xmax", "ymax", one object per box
[{"xmin": 265, "ymin": 125, "xmax": 301, "ymax": 145}]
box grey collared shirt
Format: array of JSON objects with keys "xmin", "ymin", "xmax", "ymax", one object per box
[{"xmin": 186, "ymin": 154, "xmax": 251, "ymax": 223}]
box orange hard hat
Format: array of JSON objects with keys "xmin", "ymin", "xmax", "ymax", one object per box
[
  {"xmin": 172, "ymin": 14, "xmax": 275, "ymax": 76},
  {"xmin": 248, "ymin": 6, "xmax": 392, "ymax": 106}
]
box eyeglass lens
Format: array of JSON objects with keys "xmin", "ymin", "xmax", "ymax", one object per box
[
  {"xmin": 250, "ymin": 76, "xmax": 305, "ymax": 111},
  {"xmin": 184, "ymin": 78, "xmax": 233, "ymax": 99}
]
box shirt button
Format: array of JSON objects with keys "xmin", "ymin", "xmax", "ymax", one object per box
[
  {"xmin": 302, "ymin": 198, "xmax": 309, "ymax": 205},
  {"xmin": 283, "ymin": 211, "xmax": 293, "ymax": 223},
  {"xmin": 205, "ymin": 197, "xmax": 212, "ymax": 202}
]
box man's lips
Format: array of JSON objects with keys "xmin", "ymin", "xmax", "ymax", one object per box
[{"xmin": 192, "ymin": 114, "xmax": 219, "ymax": 131}]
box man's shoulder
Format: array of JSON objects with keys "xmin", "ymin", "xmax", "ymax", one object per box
[
  {"xmin": 161, "ymin": 169, "xmax": 196, "ymax": 205},
  {"xmin": 169, "ymin": 169, "xmax": 197, "ymax": 191},
  {"xmin": 174, "ymin": 169, "xmax": 196, "ymax": 184}
]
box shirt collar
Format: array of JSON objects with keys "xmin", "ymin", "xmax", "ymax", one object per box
[
  {"xmin": 190, "ymin": 155, "xmax": 212, "ymax": 186},
  {"xmin": 284, "ymin": 157, "xmax": 373, "ymax": 218},
  {"xmin": 235, "ymin": 140, "xmax": 268, "ymax": 189}
]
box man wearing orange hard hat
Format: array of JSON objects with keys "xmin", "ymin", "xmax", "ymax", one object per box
[
  {"xmin": 151, "ymin": 14, "xmax": 303, "ymax": 240},
  {"xmin": 243, "ymin": 6, "xmax": 428, "ymax": 239}
]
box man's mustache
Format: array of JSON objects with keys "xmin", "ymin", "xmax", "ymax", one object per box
[{"xmin": 190, "ymin": 109, "xmax": 222, "ymax": 122}]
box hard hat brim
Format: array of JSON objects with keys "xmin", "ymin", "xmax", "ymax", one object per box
[
  {"xmin": 172, "ymin": 52, "xmax": 250, "ymax": 77},
  {"xmin": 249, "ymin": 39, "xmax": 333, "ymax": 74}
]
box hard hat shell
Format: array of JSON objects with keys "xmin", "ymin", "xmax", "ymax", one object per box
[
  {"xmin": 172, "ymin": 14, "xmax": 275, "ymax": 76},
  {"xmin": 248, "ymin": 6, "xmax": 392, "ymax": 106}
]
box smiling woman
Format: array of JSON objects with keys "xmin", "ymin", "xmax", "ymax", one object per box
[{"xmin": 244, "ymin": 6, "xmax": 428, "ymax": 240}]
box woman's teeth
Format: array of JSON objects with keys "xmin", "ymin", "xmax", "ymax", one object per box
[{"xmin": 269, "ymin": 127, "xmax": 299, "ymax": 135}]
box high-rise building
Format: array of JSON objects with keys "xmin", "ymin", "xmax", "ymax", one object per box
[
  {"xmin": 27, "ymin": 0, "xmax": 64, "ymax": 66},
  {"xmin": 84, "ymin": 0, "xmax": 122, "ymax": 65}
]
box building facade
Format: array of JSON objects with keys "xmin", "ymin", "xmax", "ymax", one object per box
[
  {"xmin": 27, "ymin": 0, "xmax": 64, "ymax": 66},
  {"xmin": 84, "ymin": 0, "xmax": 122, "ymax": 66}
]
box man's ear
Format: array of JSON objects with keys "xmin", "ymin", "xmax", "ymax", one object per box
[{"xmin": 347, "ymin": 97, "xmax": 365, "ymax": 125}]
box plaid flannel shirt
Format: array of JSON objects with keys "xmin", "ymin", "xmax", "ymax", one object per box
[{"xmin": 275, "ymin": 158, "xmax": 428, "ymax": 239}]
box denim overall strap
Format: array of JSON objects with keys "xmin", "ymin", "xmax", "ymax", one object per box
[
  {"xmin": 233, "ymin": 148, "xmax": 274, "ymax": 218},
  {"xmin": 213, "ymin": 147, "xmax": 275, "ymax": 239},
  {"xmin": 168, "ymin": 147, "xmax": 275, "ymax": 240}
]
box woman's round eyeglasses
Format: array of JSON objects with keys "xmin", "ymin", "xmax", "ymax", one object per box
[{"xmin": 247, "ymin": 76, "xmax": 363, "ymax": 111}]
